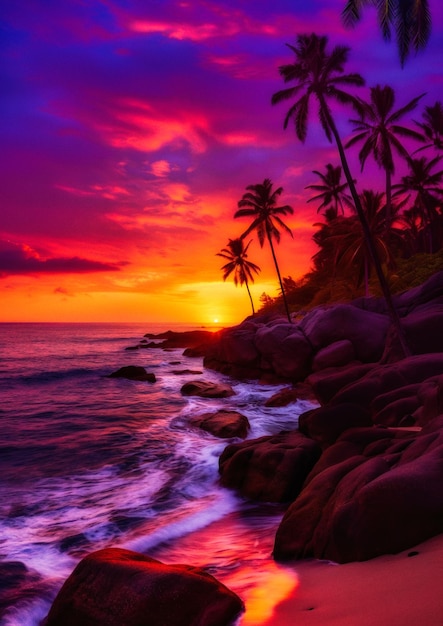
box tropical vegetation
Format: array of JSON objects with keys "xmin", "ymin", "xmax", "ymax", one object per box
[
  {"xmin": 341, "ymin": 0, "xmax": 432, "ymax": 66},
  {"xmin": 217, "ymin": 238, "xmax": 261, "ymax": 316},
  {"xmin": 216, "ymin": 28, "xmax": 442, "ymax": 344},
  {"xmin": 234, "ymin": 179, "xmax": 294, "ymax": 323}
]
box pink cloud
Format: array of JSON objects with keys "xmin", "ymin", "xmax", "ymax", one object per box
[{"xmin": 0, "ymin": 240, "xmax": 124, "ymax": 277}]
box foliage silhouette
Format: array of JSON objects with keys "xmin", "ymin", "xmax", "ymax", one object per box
[{"xmin": 234, "ymin": 178, "xmax": 294, "ymax": 323}]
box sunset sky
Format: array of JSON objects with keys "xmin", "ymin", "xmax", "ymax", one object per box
[{"xmin": 2, "ymin": 0, "xmax": 442, "ymax": 325}]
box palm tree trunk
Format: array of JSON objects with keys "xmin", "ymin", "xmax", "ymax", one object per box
[
  {"xmin": 266, "ymin": 230, "xmax": 292, "ymax": 323},
  {"xmin": 385, "ymin": 169, "xmax": 392, "ymax": 238},
  {"xmin": 245, "ymin": 280, "xmax": 255, "ymax": 316},
  {"xmin": 364, "ymin": 255, "xmax": 369, "ymax": 297},
  {"xmin": 320, "ymin": 100, "xmax": 410, "ymax": 357}
]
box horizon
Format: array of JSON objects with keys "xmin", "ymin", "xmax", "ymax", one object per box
[{"xmin": 2, "ymin": 0, "xmax": 443, "ymax": 325}]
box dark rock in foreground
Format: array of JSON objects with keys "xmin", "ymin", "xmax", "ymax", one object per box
[
  {"xmin": 42, "ymin": 547, "xmax": 244, "ymax": 626},
  {"xmin": 107, "ymin": 366, "xmax": 156, "ymax": 382},
  {"xmin": 219, "ymin": 431, "xmax": 322, "ymax": 502},
  {"xmin": 190, "ymin": 410, "xmax": 250, "ymax": 439},
  {"xmin": 273, "ymin": 418, "xmax": 443, "ymax": 564},
  {"xmin": 181, "ymin": 380, "xmax": 235, "ymax": 398}
]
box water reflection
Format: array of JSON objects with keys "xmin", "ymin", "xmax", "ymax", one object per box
[{"xmin": 148, "ymin": 505, "xmax": 299, "ymax": 625}]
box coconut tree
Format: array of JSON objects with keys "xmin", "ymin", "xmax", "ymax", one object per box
[
  {"xmin": 393, "ymin": 155, "xmax": 443, "ymax": 252},
  {"xmin": 217, "ymin": 238, "xmax": 260, "ymax": 316},
  {"xmin": 414, "ymin": 101, "xmax": 443, "ymax": 153},
  {"xmin": 271, "ymin": 32, "xmax": 410, "ymax": 356},
  {"xmin": 306, "ymin": 163, "xmax": 354, "ymax": 220},
  {"xmin": 234, "ymin": 178, "xmax": 294, "ymax": 323},
  {"xmin": 345, "ymin": 84, "xmax": 425, "ymax": 230},
  {"xmin": 342, "ymin": 0, "xmax": 432, "ymax": 66},
  {"xmin": 335, "ymin": 190, "xmax": 405, "ymax": 296}
]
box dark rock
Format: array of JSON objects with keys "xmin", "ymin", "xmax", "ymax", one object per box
[
  {"xmin": 172, "ymin": 369, "xmax": 203, "ymax": 375},
  {"xmin": 144, "ymin": 329, "xmax": 217, "ymax": 350},
  {"xmin": 107, "ymin": 366, "xmax": 156, "ymax": 382},
  {"xmin": 330, "ymin": 354, "xmax": 443, "ymax": 409},
  {"xmin": 273, "ymin": 423, "xmax": 443, "ymax": 563},
  {"xmin": 254, "ymin": 324, "xmax": 313, "ymax": 380},
  {"xmin": 298, "ymin": 403, "xmax": 372, "ymax": 446},
  {"xmin": 42, "ymin": 548, "xmax": 244, "ymax": 626},
  {"xmin": 306, "ymin": 363, "xmax": 375, "ymax": 405},
  {"xmin": 190, "ymin": 410, "xmax": 250, "ymax": 439},
  {"xmin": 264, "ymin": 385, "xmax": 315, "ymax": 407},
  {"xmin": 180, "ymin": 380, "xmax": 235, "ymax": 398},
  {"xmin": 312, "ymin": 339, "xmax": 355, "ymax": 372},
  {"xmin": 393, "ymin": 270, "xmax": 443, "ymax": 314},
  {"xmin": 219, "ymin": 431, "xmax": 322, "ymax": 502},
  {"xmin": 369, "ymin": 384, "xmax": 422, "ymax": 426},
  {"xmin": 300, "ymin": 304, "xmax": 390, "ymax": 362}
]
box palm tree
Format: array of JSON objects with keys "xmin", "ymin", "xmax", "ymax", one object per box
[
  {"xmin": 345, "ymin": 84, "xmax": 425, "ymax": 230},
  {"xmin": 234, "ymin": 178, "xmax": 294, "ymax": 323},
  {"xmin": 341, "ymin": 0, "xmax": 432, "ymax": 66},
  {"xmin": 335, "ymin": 190, "xmax": 405, "ymax": 296},
  {"xmin": 306, "ymin": 163, "xmax": 354, "ymax": 220},
  {"xmin": 393, "ymin": 155, "xmax": 443, "ymax": 252},
  {"xmin": 271, "ymin": 32, "xmax": 410, "ymax": 356},
  {"xmin": 414, "ymin": 101, "xmax": 443, "ymax": 153},
  {"xmin": 217, "ymin": 238, "xmax": 260, "ymax": 316}
]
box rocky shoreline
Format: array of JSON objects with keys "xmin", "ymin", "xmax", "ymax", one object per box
[{"xmin": 42, "ymin": 271, "xmax": 443, "ymax": 625}]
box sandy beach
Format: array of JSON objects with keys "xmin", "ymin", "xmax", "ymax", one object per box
[{"xmin": 258, "ymin": 533, "xmax": 443, "ymax": 626}]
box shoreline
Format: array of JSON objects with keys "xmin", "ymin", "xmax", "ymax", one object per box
[{"xmin": 259, "ymin": 532, "xmax": 443, "ymax": 626}]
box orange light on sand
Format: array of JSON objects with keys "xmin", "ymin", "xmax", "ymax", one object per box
[{"xmin": 226, "ymin": 563, "xmax": 299, "ymax": 626}]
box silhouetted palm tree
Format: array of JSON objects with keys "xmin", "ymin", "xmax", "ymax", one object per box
[
  {"xmin": 217, "ymin": 238, "xmax": 260, "ymax": 316},
  {"xmin": 393, "ymin": 155, "xmax": 443, "ymax": 252},
  {"xmin": 234, "ymin": 178, "xmax": 294, "ymax": 322},
  {"xmin": 306, "ymin": 163, "xmax": 354, "ymax": 220},
  {"xmin": 342, "ymin": 0, "xmax": 432, "ymax": 66},
  {"xmin": 336, "ymin": 190, "xmax": 404, "ymax": 296},
  {"xmin": 415, "ymin": 101, "xmax": 443, "ymax": 153},
  {"xmin": 345, "ymin": 84, "xmax": 425, "ymax": 229},
  {"xmin": 272, "ymin": 32, "xmax": 410, "ymax": 356}
]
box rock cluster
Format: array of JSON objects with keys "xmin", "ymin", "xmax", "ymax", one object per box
[
  {"xmin": 203, "ymin": 271, "xmax": 443, "ymax": 382},
  {"xmin": 214, "ymin": 272, "xmax": 443, "ymax": 564}
]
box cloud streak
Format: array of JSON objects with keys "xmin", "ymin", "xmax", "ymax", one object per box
[
  {"xmin": 0, "ymin": 241, "xmax": 124, "ymax": 277},
  {"xmin": 1, "ymin": 0, "xmax": 442, "ymax": 322}
]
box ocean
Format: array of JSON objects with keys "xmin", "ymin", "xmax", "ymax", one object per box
[{"xmin": 0, "ymin": 322, "xmax": 315, "ymax": 625}]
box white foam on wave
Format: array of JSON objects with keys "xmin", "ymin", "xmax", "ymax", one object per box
[
  {"xmin": 122, "ymin": 489, "xmax": 240, "ymax": 554},
  {"xmin": 2, "ymin": 597, "xmax": 55, "ymax": 626},
  {"xmin": 1, "ymin": 463, "xmax": 169, "ymax": 573}
]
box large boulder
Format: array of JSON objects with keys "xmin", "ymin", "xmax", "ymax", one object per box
[
  {"xmin": 312, "ymin": 339, "xmax": 356, "ymax": 372},
  {"xmin": 42, "ymin": 548, "xmax": 244, "ymax": 626},
  {"xmin": 180, "ymin": 380, "xmax": 235, "ymax": 398},
  {"xmin": 393, "ymin": 270, "xmax": 443, "ymax": 313},
  {"xmin": 219, "ymin": 431, "xmax": 321, "ymax": 502},
  {"xmin": 306, "ymin": 363, "xmax": 376, "ymax": 405},
  {"xmin": 300, "ymin": 304, "xmax": 390, "ymax": 362},
  {"xmin": 273, "ymin": 420, "xmax": 443, "ymax": 563},
  {"xmin": 254, "ymin": 324, "xmax": 313, "ymax": 380},
  {"xmin": 190, "ymin": 410, "xmax": 250, "ymax": 439},
  {"xmin": 330, "ymin": 354, "xmax": 443, "ymax": 409},
  {"xmin": 203, "ymin": 322, "xmax": 262, "ymax": 379},
  {"xmin": 298, "ymin": 403, "xmax": 372, "ymax": 446}
]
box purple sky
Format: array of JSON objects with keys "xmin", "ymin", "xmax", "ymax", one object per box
[{"xmin": 1, "ymin": 0, "xmax": 442, "ymax": 323}]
